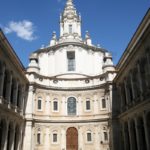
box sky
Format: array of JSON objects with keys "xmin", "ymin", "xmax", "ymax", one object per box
[{"xmin": 0, "ymin": 0, "xmax": 150, "ymax": 67}]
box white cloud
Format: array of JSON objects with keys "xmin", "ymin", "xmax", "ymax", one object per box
[{"xmin": 4, "ymin": 20, "xmax": 37, "ymax": 41}]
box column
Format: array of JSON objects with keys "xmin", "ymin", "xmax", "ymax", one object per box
[
  {"xmin": 130, "ymin": 73, "xmax": 135, "ymax": 101},
  {"xmin": 25, "ymin": 85, "xmax": 34, "ymax": 118},
  {"xmin": 17, "ymin": 126, "xmax": 23, "ymax": 150},
  {"xmin": 137, "ymin": 62, "xmax": 143, "ymax": 94},
  {"xmin": 123, "ymin": 123, "xmax": 130, "ymax": 150},
  {"xmin": 135, "ymin": 118, "xmax": 141, "ymax": 150},
  {"xmin": 10, "ymin": 125, "xmax": 15, "ymax": 150},
  {"xmin": 146, "ymin": 52, "xmax": 150, "ymax": 87},
  {"xmin": 128, "ymin": 120, "xmax": 138, "ymax": 150},
  {"xmin": 2, "ymin": 121, "xmax": 9, "ymax": 150},
  {"xmin": 143, "ymin": 113, "xmax": 150, "ymax": 150},
  {"xmin": 124, "ymin": 80, "xmax": 130, "ymax": 106},
  {"xmin": 61, "ymin": 127, "xmax": 66, "ymax": 150},
  {"xmin": 78, "ymin": 127, "xmax": 83, "ymax": 150},
  {"xmin": 108, "ymin": 85, "xmax": 113, "ymax": 113},
  {"xmin": 136, "ymin": 117, "xmax": 147, "ymax": 150},
  {"xmin": 118, "ymin": 85, "xmax": 123, "ymax": 112},
  {"xmin": 128, "ymin": 121, "xmax": 133, "ymax": 150},
  {"xmin": 23, "ymin": 121, "xmax": 33, "ymax": 150},
  {"xmin": 0, "ymin": 66, "xmax": 5, "ymax": 99}
]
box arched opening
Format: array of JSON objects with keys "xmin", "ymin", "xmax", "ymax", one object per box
[
  {"xmin": 123, "ymin": 122, "xmax": 130, "ymax": 150},
  {"xmin": 14, "ymin": 125, "xmax": 20, "ymax": 150},
  {"xmin": 0, "ymin": 120, "xmax": 7, "ymax": 149},
  {"xmin": 3, "ymin": 70, "xmax": 9, "ymax": 100},
  {"xmin": 67, "ymin": 97, "xmax": 76, "ymax": 116},
  {"xmin": 7, "ymin": 124, "xmax": 11, "ymax": 150},
  {"xmin": 0, "ymin": 120, "xmax": 2, "ymax": 149},
  {"xmin": 147, "ymin": 112, "xmax": 150, "ymax": 145},
  {"xmin": 130, "ymin": 120, "xmax": 138, "ymax": 150},
  {"xmin": 137, "ymin": 117, "xmax": 147, "ymax": 150},
  {"xmin": 66, "ymin": 127, "xmax": 78, "ymax": 150}
]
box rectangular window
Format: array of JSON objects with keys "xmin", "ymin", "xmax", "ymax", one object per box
[
  {"xmin": 104, "ymin": 132, "xmax": 108, "ymax": 141},
  {"xmin": 86, "ymin": 100, "xmax": 90, "ymax": 110},
  {"xmin": 67, "ymin": 51, "xmax": 75, "ymax": 71},
  {"xmin": 87, "ymin": 133, "xmax": 92, "ymax": 142},
  {"xmin": 38, "ymin": 99, "xmax": 42, "ymax": 110},
  {"xmin": 53, "ymin": 134, "xmax": 57, "ymax": 142},
  {"xmin": 102, "ymin": 99, "xmax": 106, "ymax": 108},
  {"xmin": 53, "ymin": 101, "xmax": 58, "ymax": 111},
  {"xmin": 69, "ymin": 25, "xmax": 72, "ymax": 34},
  {"xmin": 37, "ymin": 133, "xmax": 41, "ymax": 144}
]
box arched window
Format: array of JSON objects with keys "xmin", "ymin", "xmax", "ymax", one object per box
[
  {"xmin": 37, "ymin": 128, "xmax": 41, "ymax": 144},
  {"xmin": 67, "ymin": 97, "xmax": 76, "ymax": 115}
]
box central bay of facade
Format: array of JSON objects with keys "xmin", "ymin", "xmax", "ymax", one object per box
[{"xmin": 24, "ymin": 0, "xmax": 116, "ymax": 149}]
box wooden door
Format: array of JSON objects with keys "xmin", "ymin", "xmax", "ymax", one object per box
[{"xmin": 66, "ymin": 127, "xmax": 78, "ymax": 150}]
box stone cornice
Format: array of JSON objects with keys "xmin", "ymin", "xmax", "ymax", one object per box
[
  {"xmin": 29, "ymin": 82, "xmax": 112, "ymax": 91},
  {"xmin": 32, "ymin": 118, "xmax": 109, "ymax": 124},
  {"xmin": 26, "ymin": 71, "xmax": 116, "ymax": 81},
  {"xmin": 0, "ymin": 30, "xmax": 29, "ymax": 83},
  {"xmin": 114, "ymin": 9, "xmax": 150, "ymax": 82},
  {"xmin": 34, "ymin": 42, "xmax": 107, "ymax": 54}
]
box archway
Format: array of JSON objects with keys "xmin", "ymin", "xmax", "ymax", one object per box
[
  {"xmin": 147, "ymin": 112, "xmax": 150, "ymax": 144},
  {"xmin": 66, "ymin": 127, "xmax": 78, "ymax": 150}
]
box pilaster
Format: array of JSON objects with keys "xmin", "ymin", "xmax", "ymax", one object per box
[
  {"xmin": 0, "ymin": 66, "xmax": 5, "ymax": 98},
  {"xmin": 137, "ymin": 62, "xmax": 143, "ymax": 94},
  {"xmin": 10, "ymin": 125, "xmax": 15, "ymax": 150},
  {"xmin": 23, "ymin": 121, "xmax": 33, "ymax": 150},
  {"xmin": 78, "ymin": 127, "xmax": 83, "ymax": 150},
  {"xmin": 44, "ymin": 127, "xmax": 50, "ymax": 150},
  {"xmin": 134, "ymin": 118, "xmax": 141, "ymax": 150},
  {"xmin": 143, "ymin": 113, "xmax": 150, "ymax": 150},
  {"xmin": 94, "ymin": 94, "xmax": 99, "ymax": 114},
  {"xmin": 61, "ymin": 127, "xmax": 66, "ymax": 150}
]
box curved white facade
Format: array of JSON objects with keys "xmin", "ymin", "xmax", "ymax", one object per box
[{"xmin": 24, "ymin": 0, "xmax": 116, "ymax": 150}]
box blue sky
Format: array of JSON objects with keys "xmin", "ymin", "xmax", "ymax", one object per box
[{"xmin": 0, "ymin": 0, "xmax": 150, "ymax": 67}]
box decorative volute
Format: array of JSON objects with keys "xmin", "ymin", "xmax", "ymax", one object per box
[{"xmin": 59, "ymin": 0, "xmax": 82, "ymax": 41}]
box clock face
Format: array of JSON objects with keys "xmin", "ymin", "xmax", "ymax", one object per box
[{"xmin": 67, "ymin": 97, "xmax": 76, "ymax": 115}]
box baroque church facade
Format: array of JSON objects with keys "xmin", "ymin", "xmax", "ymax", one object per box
[
  {"xmin": 0, "ymin": 0, "xmax": 149, "ymax": 150},
  {"xmin": 23, "ymin": 0, "xmax": 116, "ymax": 150}
]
